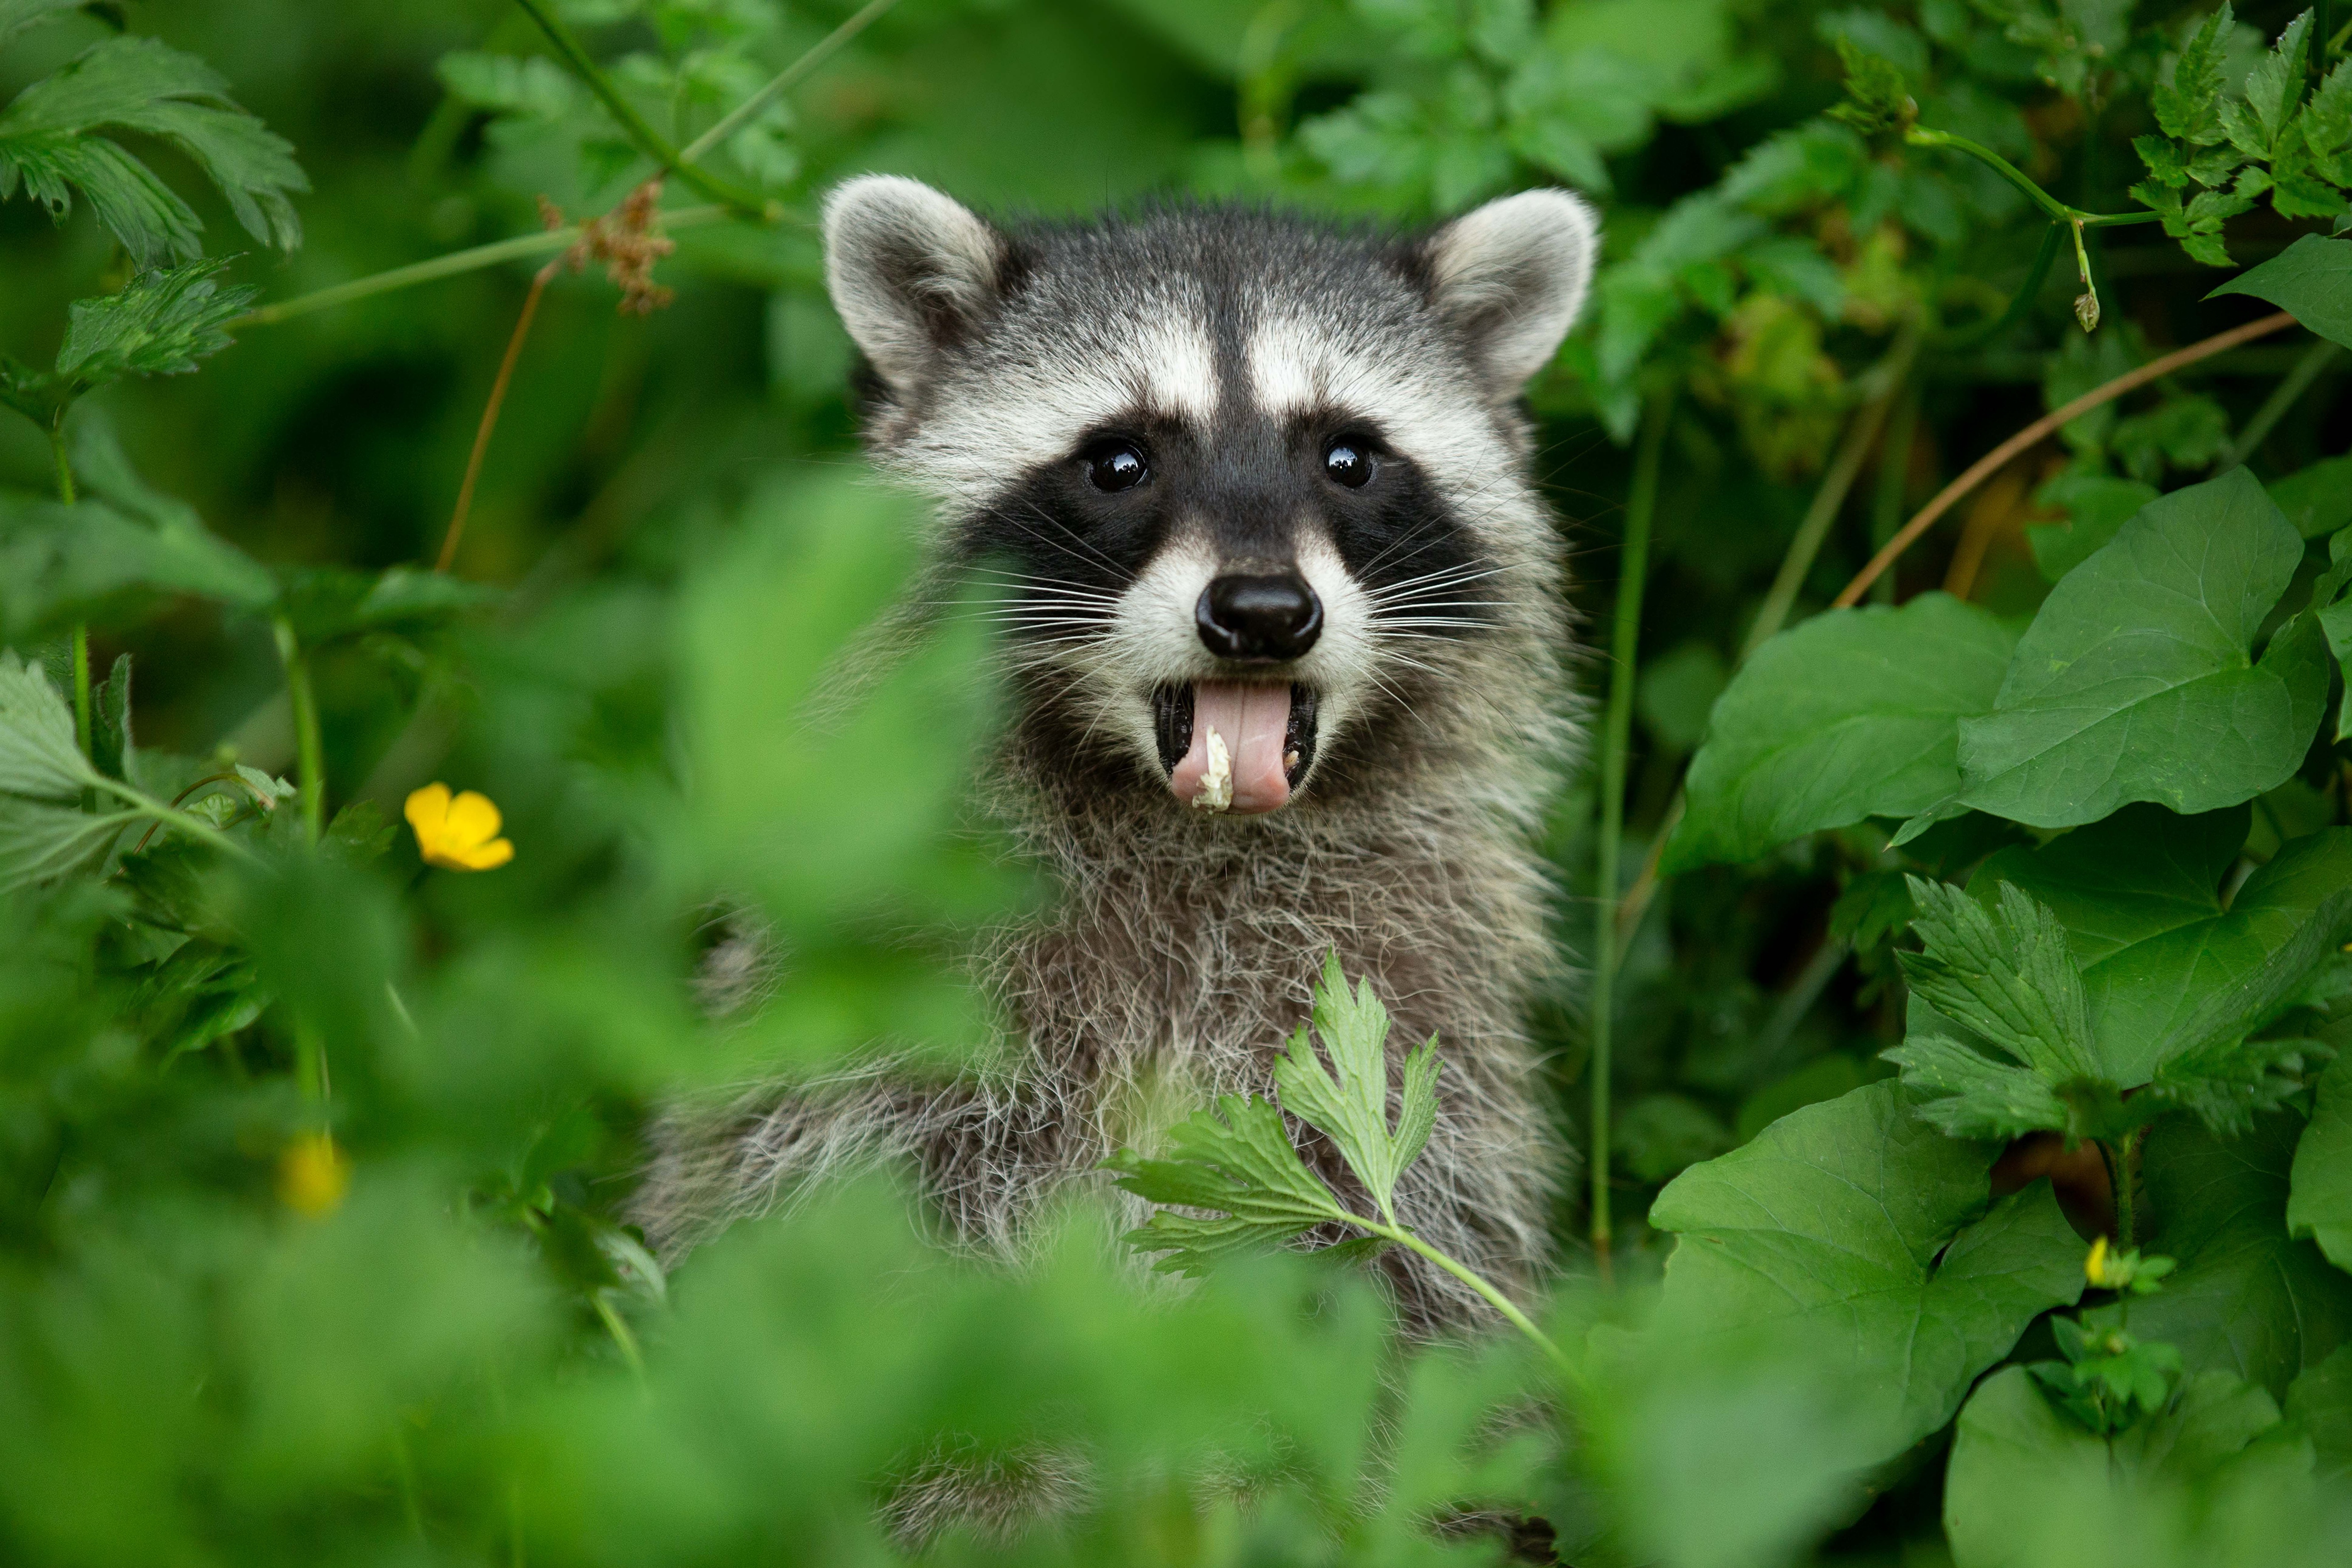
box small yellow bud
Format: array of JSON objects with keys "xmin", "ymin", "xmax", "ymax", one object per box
[
  {"xmin": 278, "ymin": 1131, "xmax": 351, "ymax": 1216},
  {"xmin": 2085, "ymin": 1235, "xmax": 2113, "ymax": 1288},
  {"xmin": 405, "ymin": 782, "xmax": 514, "ymax": 871}
]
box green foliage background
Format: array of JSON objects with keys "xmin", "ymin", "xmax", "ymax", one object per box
[{"xmin": 3, "ymin": 0, "xmax": 2352, "ymax": 1564}]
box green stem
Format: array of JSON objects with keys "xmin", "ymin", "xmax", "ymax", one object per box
[
  {"xmin": 1905, "ymin": 127, "xmax": 2163, "ymax": 229},
  {"xmin": 273, "ymin": 617, "xmax": 325, "ymax": 845},
  {"xmin": 1590, "ymin": 390, "xmax": 1673, "ymax": 1276},
  {"xmin": 1364, "ymin": 1219, "xmax": 1576, "ymax": 1381},
  {"xmin": 93, "ymin": 776, "xmax": 258, "ymax": 863},
  {"xmin": 294, "ymin": 1018, "xmax": 328, "ymax": 1104},
  {"xmin": 2221, "ymin": 340, "xmax": 2342, "ymax": 470},
  {"xmin": 677, "ymin": 0, "xmax": 901, "ymax": 162},
  {"xmin": 1742, "ymin": 329, "xmax": 1920, "ymax": 659},
  {"xmin": 2107, "ymin": 1127, "xmax": 2144, "ymax": 1248},
  {"xmin": 49, "ymin": 416, "xmax": 94, "ymax": 763},
  {"xmin": 509, "ymin": 0, "xmax": 780, "ymax": 219},
  {"xmin": 234, "ymin": 206, "xmax": 734, "ymax": 329}
]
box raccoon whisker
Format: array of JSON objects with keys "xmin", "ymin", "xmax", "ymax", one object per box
[
  {"xmin": 960, "ymin": 569, "xmax": 1127, "ymax": 601},
  {"xmin": 1001, "ymin": 499, "xmax": 1136, "ymax": 584},
  {"xmin": 1365, "ymin": 563, "xmax": 1514, "ymax": 602}
]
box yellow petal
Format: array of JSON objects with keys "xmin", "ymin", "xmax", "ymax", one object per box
[
  {"xmin": 2084, "ymin": 1236, "xmax": 2110, "ymax": 1287},
  {"xmin": 442, "ymin": 789, "xmax": 504, "ymax": 850},
  {"xmin": 455, "ymin": 836, "xmax": 514, "ymax": 870},
  {"xmin": 278, "ymin": 1132, "xmax": 350, "ymax": 1217},
  {"xmin": 404, "ymin": 782, "xmax": 453, "ymax": 838}
]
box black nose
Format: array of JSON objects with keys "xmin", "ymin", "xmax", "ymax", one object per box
[{"xmin": 1196, "ymin": 573, "xmax": 1323, "ymax": 661}]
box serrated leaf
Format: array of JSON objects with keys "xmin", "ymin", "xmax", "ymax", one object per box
[
  {"xmin": 1953, "ymin": 469, "xmax": 2325, "ymax": 829},
  {"xmin": 0, "ymin": 35, "xmax": 307, "ymax": 268},
  {"xmin": 1271, "ymin": 950, "xmax": 1438, "ymax": 1225},
  {"xmin": 2131, "ymin": 1110, "xmax": 2352, "ymax": 1398},
  {"xmin": 1900, "ymin": 878, "xmax": 2104, "ymax": 1082},
  {"xmin": 2210, "ymin": 234, "xmax": 2352, "ymax": 350},
  {"xmin": 2309, "ymin": 58, "xmax": 2352, "ymax": 183},
  {"xmin": 1662, "ymin": 593, "xmax": 2016, "ymax": 873},
  {"xmin": 0, "ymin": 648, "xmax": 99, "ymax": 800},
  {"xmin": 1878, "ymin": 1031, "xmax": 2070, "ymax": 1138},
  {"xmin": 2243, "ymin": 10, "xmax": 2312, "ymax": 155},
  {"xmin": 2289, "ymin": 1054, "xmax": 2352, "ymax": 1274},
  {"xmin": 1107, "ymin": 1093, "xmax": 1352, "ymax": 1276},
  {"xmin": 2154, "ymin": 4, "xmax": 2234, "ymax": 145},
  {"xmin": 49, "ymin": 260, "xmax": 255, "ymax": 400},
  {"xmin": 0, "ymin": 796, "xmax": 136, "ymax": 891},
  {"xmin": 2141, "ymin": 1032, "xmax": 2322, "ymax": 1136},
  {"xmin": 1649, "ymin": 1081, "xmax": 2084, "ymax": 1459}
]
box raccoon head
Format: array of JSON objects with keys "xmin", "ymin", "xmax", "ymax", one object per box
[{"xmin": 823, "ymin": 178, "xmax": 1595, "ymax": 817}]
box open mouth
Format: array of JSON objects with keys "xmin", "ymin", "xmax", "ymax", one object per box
[{"xmin": 1153, "ymin": 681, "xmax": 1320, "ymax": 814}]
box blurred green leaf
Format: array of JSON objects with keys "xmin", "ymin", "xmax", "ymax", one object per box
[
  {"xmin": 2289, "ymin": 1054, "xmax": 2352, "ymax": 1275},
  {"xmin": 1649, "ymin": 1081, "xmax": 2084, "ymax": 1457},
  {"xmin": 2285, "ymin": 1343, "xmax": 2352, "ymax": 1485}
]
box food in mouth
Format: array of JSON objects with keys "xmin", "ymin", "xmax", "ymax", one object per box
[{"xmin": 1158, "ymin": 680, "xmax": 1319, "ymax": 814}]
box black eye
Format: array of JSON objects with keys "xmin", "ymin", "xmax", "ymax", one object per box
[
  {"xmin": 1323, "ymin": 440, "xmax": 1372, "ymax": 488},
  {"xmin": 1082, "ymin": 439, "xmax": 1148, "ymax": 493}
]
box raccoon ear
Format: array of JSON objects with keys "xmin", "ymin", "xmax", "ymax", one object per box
[
  {"xmin": 1421, "ymin": 189, "xmax": 1598, "ymax": 399},
  {"xmin": 824, "ymin": 175, "xmax": 1008, "ymax": 393}
]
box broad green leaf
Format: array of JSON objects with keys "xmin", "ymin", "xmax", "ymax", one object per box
[
  {"xmin": 0, "ymin": 798, "xmax": 135, "ymax": 892},
  {"xmin": 0, "ymin": 649, "xmax": 98, "ymax": 800},
  {"xmin": 2288, "ymin": 1054, "xmax": 2352, "ymax": 1273},
  {"xmin": 0, "ymin": 36, "xmax": 308, "ymax": 268},
  {"xmin": 1108, "ymin": 1094, "xmax": 1352, "ymax": 1276},
  {"xmin": 2209, "ymin": 235, "xmax": 2352, "ymax": 350},
  {"xmin": 1972, "ymin": 803, "xmax": 2247, "ymax": 968},
  {"xmin": 1271, "ymin": 950, "xmax": 1438, "ymax": 1225},
  {"xmin": 1944, "ymin": 1364, "xmax": 2295, "ymax": 1568},
  {"xmin": 1648, "ymin": 1081, "xmax": 2084, "ymax": 1458},
  {"xmin": 2131, "ymin": 1111, "xmax": 2352, "ymax": 1399},
  {"xmin": 2284, "ymin": 1343, "xmax": 2352, "ymax": 1485},
  {"xmin": 1954, "ymin": 468, "xmax": 2325, "ymax": 829},
  {"xmin": 2024, "ymin": 473, "xmax": 2158, "ymax": 582},
  {"xmin": 1663, "ymin": 593, "xmax": 2016, "ymax": 873}
]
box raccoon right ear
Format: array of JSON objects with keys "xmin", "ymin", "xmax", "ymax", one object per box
[
  {"xmin": 1421, "ymin": 189, "xmax": 1599, "ymax": 400},
  {"xmin": 824, "ymin": 175, "xmax": 1009, "ymax": 393}
]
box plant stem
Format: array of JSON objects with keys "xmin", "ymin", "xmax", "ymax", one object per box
[
  {"xmin": 93, "ymin": 777, "xmax": 258, "ymax": 863},
  {"xmin": 233, "ymin": 207, "xmax": 733, "ymax": 330},
  {"xmin": 273, "ymin": 617, "xmax": 325, "ymax": 844},
  {"xmin": 1742, "ymin": 328, "xmax": 1920, "ymax": 659},
  {"xmin": 1835, "ymin": 310, "xmax": 2302, "ymax": 606},
  {"xmin": 1590, "ymin": 390, "xmax": 1673, "ymax": 1279},
  {"xmin": 509, "ymin": 0, "xmax": 780, "ymax": 219},
  {"xmin": 2106, "ymin": 1127, "xmax": 2144, "ymax": 1248},
  {"xmin": 2222, "ymin": 340, "xmax": 2342, "ymax": 470},
  {"xmin": 1368, "ymin": 1221, "xmax": 1576, "ymax": 1380},
  {"xmin": 48, "ymin": 415, "xmax": 95, "ymax": 764},
  {"xmin": 1904, "ymin": 127, "xmax": 2163, "ymax": 230},
  {"xmin": 678, "ymin": 0, "xmax": 901, "ymax": 162},
  {"xmin": 439, "ymin": 263, "xmax": 556, "ymax": 573}
]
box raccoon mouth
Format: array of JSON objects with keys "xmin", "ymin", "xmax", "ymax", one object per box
[{"xmin": 1153, "ymin": 681, "xmax": 1319, "ymax": 814}]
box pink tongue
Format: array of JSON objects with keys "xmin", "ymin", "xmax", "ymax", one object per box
[{"xmin": 1170, "ymin": 681, "xmax": 1293, "ymax": 814}]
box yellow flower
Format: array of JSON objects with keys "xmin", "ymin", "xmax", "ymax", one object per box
[
  {"xmin": 2085, "ymin": 1235, "xmax": 2114, "ymax": 1288},
  {"xmin": 405, "ymin": 782, "xmax": 514, "ymax": 870},
  {"xmin": 278, "ymin": 1131, "xmax": 350, "ymax": 1216}
]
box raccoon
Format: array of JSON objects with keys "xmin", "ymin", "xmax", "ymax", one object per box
[{"xmin": 636, "ymin": 177, "xmax": 1597, "ymax": 1330}]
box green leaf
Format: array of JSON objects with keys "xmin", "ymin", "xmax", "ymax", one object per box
[
  {"xmin": 1663, "ymin": 593, "xmax": 2016, "ymax": 873},
  {"xmin": 2024, "ymin": 472, "xmax": 2158, "ymax": 582},
  {"xmin": 2209, "ymin": 235, "xmax": 2352, "ymax": 350},
  {"xmin": 2130, "ymin": 1111, "xmax": 2352, "ymax": 1399},
  {"xmin": 2266, "ymin": 455, "xmax": 2352, "ymax": 540},
  {"xmin": 88, "ymin": 651, "xmax": 129, "ymax": 785},
  {"xmin": 1107, "ymin": 1094, "xmax": 1353, "ymax": 1276},
  {"xmin": 2242, "ymin": 10, "xmax": 2312, "ymax": 155},
  {"xmin": 272, "ymin": 565, "xmax": 501, "ymax": 645},
  {"xmin": 1270, "ymin": 951, "xmax": 1438, "ymax": 1225},
  {"xmin": 0, "ymin": 0, "xmax": 103, "ymax": 51},
  {"xmin": 0, "ymin": 649, "xmax": 99, "ymax": 800},
  {"xmin": 436, "ymin": 52, "xmax": 582, "ymax": 120},
  {"xmin": 2288, "ymin": 1054, "xmax": 2352, "ymax": 1274},
  {"xmin": 2153, "ymin": 4, "xmax": 2234, "ymax": 145},
  {"xmin": 1953, "ymin": 468, "xmax": 2325, "ymax": 829},
  {"xmin": 0, "ymin": 797, "xmax": 136, "ymax": 893},
  {"xmin": 1648, "ymin": 1081, "xmax": 2085, "ymax": 1458},
  {"xmin": 1944, "ymin": 1364, "xmax": 2291, "ymax": 1568},
  {"xmin": 0, "ymin": 35, "xmax": 308, "ymax": 268},
  {"xmin": 2284, "ymin": 1343, "xmax": 2352, "ymax": 1485},
  {"xmin": 1976, "ymin": 812, "xmax": 2352, "ymax": 1087},
  {"xmin": 53, "ymin": 261, "xmax": 255, "ymax": 398}
]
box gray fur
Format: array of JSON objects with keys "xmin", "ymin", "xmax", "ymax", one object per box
[{"xmin": 636, "ymin": 180, "xmax": 1595, "ymax": 1335}]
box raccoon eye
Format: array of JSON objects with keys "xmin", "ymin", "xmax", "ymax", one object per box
[
  {"xmin": 1323, "ymin": 439, "xmax": 1372, "ymax": 489},
  {"xmin": 1081, "ymin": 438, "xmax": 1149, "ymax": 493}
]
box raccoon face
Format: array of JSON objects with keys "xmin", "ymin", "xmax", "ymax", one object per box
[{"xmin": 824, "ymin": 178, "xmax": 1595, "ymax": 816}]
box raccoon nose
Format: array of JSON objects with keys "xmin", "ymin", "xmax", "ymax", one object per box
[{"xmin": 1197, "ymin": 573, "xmax": 1323, "ymax": 661}]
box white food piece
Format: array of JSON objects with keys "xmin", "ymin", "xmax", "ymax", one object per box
[{"xmin": 1191, "ymin": 724, "xmax": 1232, "ymax": 812}]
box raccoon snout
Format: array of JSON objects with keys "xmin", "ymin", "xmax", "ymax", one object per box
[{"xmin": 1195, "ymin": 573, "xmax": 1322, "ymax": 662}]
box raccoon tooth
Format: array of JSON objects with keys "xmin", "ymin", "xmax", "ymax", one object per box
[{"xmin": 1192, "ymin": 725, "xmax": 1232, "ymax": 812}]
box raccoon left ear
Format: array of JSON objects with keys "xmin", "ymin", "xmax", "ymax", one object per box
[
  {"xmin": 1421, "ymin": 189, "xmax": 1598, "ymax": 399},
  {"xmin": 824, "ymin": 175, "xmax": 1009, "ymax": 395}
]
